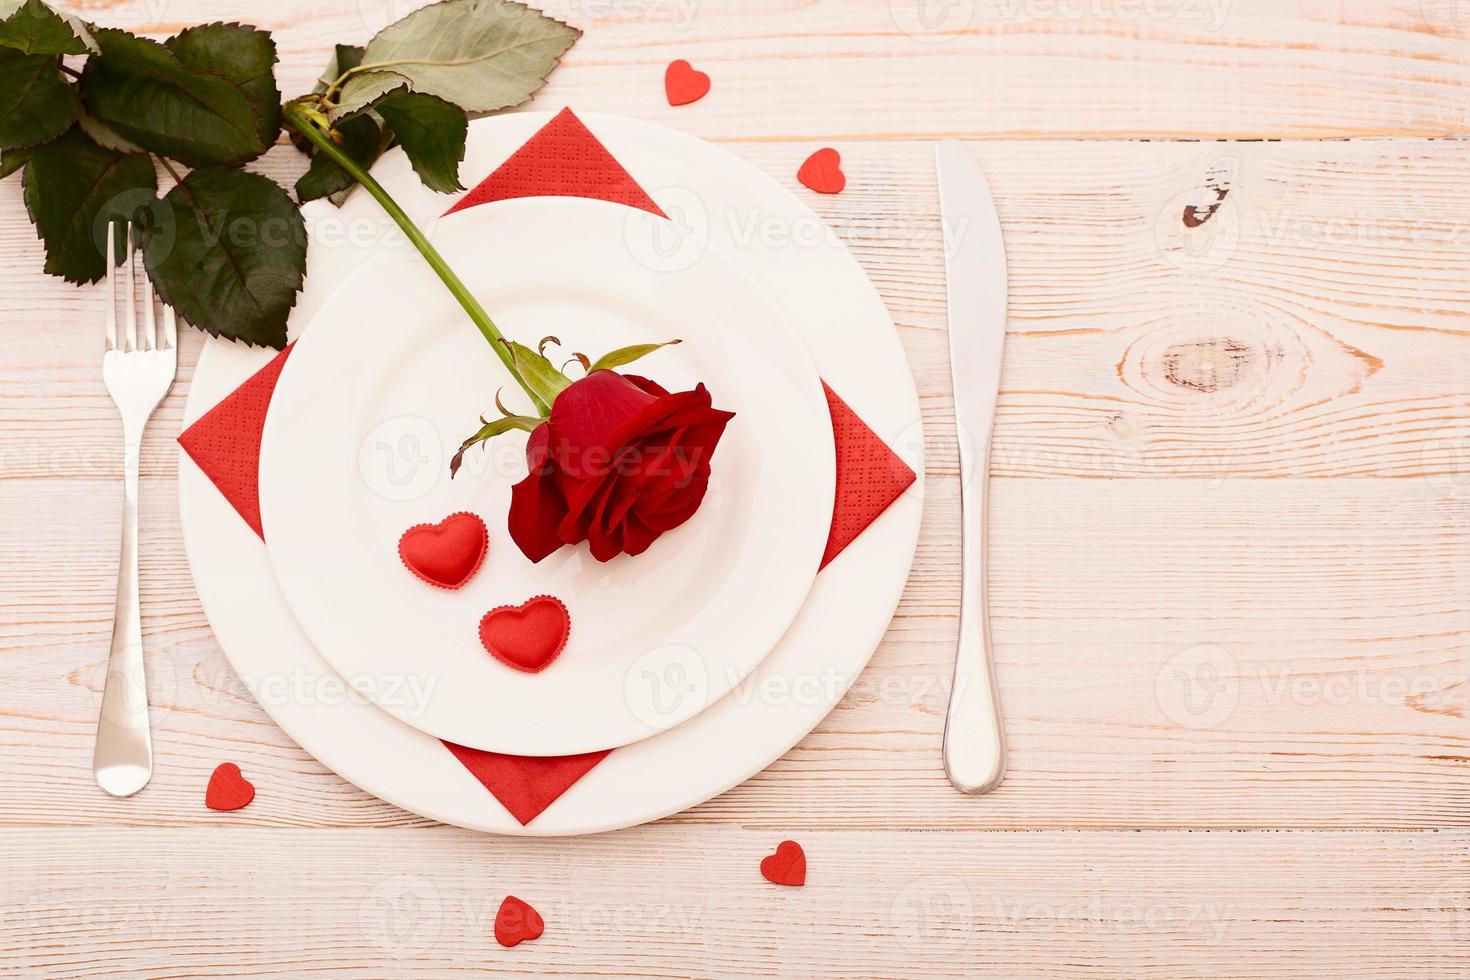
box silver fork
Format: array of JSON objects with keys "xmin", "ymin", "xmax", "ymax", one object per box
[{"xmin": 93, "ymin": 220, "xmax": 177, "ymax": 798}]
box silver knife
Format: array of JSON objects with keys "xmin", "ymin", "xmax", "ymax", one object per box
[{"xmin": 936, "ymin": 140, "xmax": 1007, "ymax": 795}]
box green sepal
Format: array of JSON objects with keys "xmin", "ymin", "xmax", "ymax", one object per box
[
  {"xmin": 588, "ymin": 339, "xmax": 681, "ymax": 374},
  {"xmin": 450, "ymin": 413, "xmax": 541, "ymax": 478},
  {"xmin": 499, "ymin": 338, "xmax": 572, "ymax": 405}
]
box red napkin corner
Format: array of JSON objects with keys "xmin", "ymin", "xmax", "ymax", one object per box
[{"xmin": 179, "ymin": 108, "xmax": 916, "ymax": 825}]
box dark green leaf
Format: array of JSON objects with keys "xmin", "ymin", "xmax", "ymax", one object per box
[
  {"xmin": 293, "ymin": 110, "xmax": 381, "ymax": 204},
  {"xmin": 21, "ymin": 125, "xmax": 155, "ymax": 283},
  {"xmin": 0, "ymin": 142, "xmax": 32, "ymax": 179},
  {"xmin": 333, "ymin": 0, "xmax": 580, "ymax": 120},
  {"xmin": 165, "ymin": 22, "xmax": 281, "ymax": 149},
  {"xmin": 79, "ymin": 27, "xmax": 269, "ymax": 167},
  {"xmin": 0, "ymin": 0, "xmax": 95, "ymax": 56},
  {"xmin": 314, "ymin": 43, "xmax": 364, "ymax": 92},
  {"xmin": 370, "ymin": 92, "xmax": 465, "ymax": 194},
  {"xmin": 144, "ymin": 166, "xmax": 306, "ymax": 348},
  {"xmin": 500, "ymin": 338, "xmax": 571, "ymax": 405},
  {"xmin": 292, "ymin": 44, "xmax": 387, "ymax": 206},
  {"xmin": 0, "ymin": 48, "xmax": 75, "ymax": 148},
  {"xmin": 77, "ymin": 109, "xmax": 143, "ymax": 153},
  {"xmin": 450, "ymin": 413, "xmax": 540, "ymax": 478},
  {"xmin": 588, "ymin": 340, "xmax": 681, "ymax": 374}
]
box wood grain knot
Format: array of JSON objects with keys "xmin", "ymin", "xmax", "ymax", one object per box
[
  {"xmin": 1161, "ymin": 338, "xmax": 1254, "ymax": 393},
  {"xmin": 1182, "ymin": 157, "xmax": 1237, "ymax": 229}
]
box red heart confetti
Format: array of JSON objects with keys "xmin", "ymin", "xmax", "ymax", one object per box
[
  {"xmin": 797, "ymin": 148, "xmax": 846, "ymax": 195},
  {"xmin": 494, "ymin": 895, "xmax": 544, "ymax": 947},
  {"xmin": 480, "ymin": 595, "xmax": 571, "ymax": 673},
  {"xmin": 398, "ymin": 512, "xmax": 489, "ymax": 590},
  {"xmin": 760, "ymin": 840, "xmax": 807, "ymax": 886},
  {"xmin": 205, "ymin": 763, "xmax": 255, "ymax": 812},
  {"xmin": 664, "ymin": 58, "xmax": 710, "ymax": 107}
]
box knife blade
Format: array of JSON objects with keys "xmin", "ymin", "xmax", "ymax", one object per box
[{"xmin": 936, "ymin": 139, "xmax": 1007, "ymax": 795}]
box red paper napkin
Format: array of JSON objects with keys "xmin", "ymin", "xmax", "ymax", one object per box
[{"xmin": 179, "ymin": 108, "xmax": 915, "ymax": 824}]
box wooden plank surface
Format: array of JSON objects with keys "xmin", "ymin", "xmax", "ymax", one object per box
[
  {"xmin": 86, "ymin": 0, "xmax": 1470, "ymax": 138},
  {"xmin": 3, "ymin": 0, "xmax": 1470, "ymax": 975},
  {"xmin": 2, "ymin": 827, "xmax": 1466, "ymax": 978}
]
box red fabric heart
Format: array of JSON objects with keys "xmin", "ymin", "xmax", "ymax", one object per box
[
  {"xmin": 494, "ymin": 896, "xmax": 544, "ymax": 947},
  {"xmin": 480, "ymin": 596, "xmax": 571, "ymax": 673},
  {"xmin": 398, "ymin": 512, "xmax": 488, "ymax": 590},
  {"xmin": 205, "ymin": 763, "xmax": 255, "ymax": 811},
  {"xmin": 664, "ymin": 59, "xmax": 710, "ymax": 106},
  {"xmin": 798, "ymin": 148, "xmax": 846, "ymax": 195},
  {"xmin": 760, "ymin": 840, "xmax": 806, "ymax": 886}
]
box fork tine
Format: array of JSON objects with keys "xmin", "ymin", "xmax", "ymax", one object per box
[
  {"xmin": 162, "ymin": 301, "xmax": 177, "ymax": 351},
  {"xmin": 123, "ymin": 222, "xmax": 138, "ymax": 352},
  {"xmin": 141, "ymin": 260, "xmax": 157, "ymax": 352},
  {"xmin": 105, "ymin": 221, "xmax": 118, "ymax": 351}
]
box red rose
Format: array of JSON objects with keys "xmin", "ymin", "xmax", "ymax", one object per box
[{"xmin": 508, "ymin": 369, "xmax": 735, "ymax": 563}]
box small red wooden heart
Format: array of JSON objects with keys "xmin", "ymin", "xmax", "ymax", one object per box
[
  {"xmin": 664, "ymin": 59, "xmax": 710, "ymax": 106},
  {"xmin": 398, "ymin": 512, "xmax": 488, "ymax": 590},
  {"xmin": 760, "ymin": 840, "xmax": 806, "ymax": 886},
  {"xmin": 205, "ymin": 763, "xmax": 255, "ymax": 812},
  {"xmin": 797, "ymin": 148, "xmax": 846, "ymax": 195},
  {"xmin": 480, "ymin": 596, "xmax": 571, "ymax": 673},
  {"xmin": 494, "ymin": 895, "xmax": 544, "ymax": 947}
]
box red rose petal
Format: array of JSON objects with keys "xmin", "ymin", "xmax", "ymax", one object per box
[
  {"xmin": 798, "ymin": 148, "xmax": 846, "ymax": 195},
  {"xmin": 760, "ymin": 840, "xmax": 806, "ymax": 886},
  {"xmin": 205, "ymin": 763, "xmax": 255, "ymax": 812},
  {"xmin": 398, "ymin": 512, "xmax": 488, "ymax": 590},
  {"xmin": 664, "ymin": 59, "xmax": 710, "ymax": 106},
  {"xmin": 480, "ymin": 596, "xmax": 571, "ymax": 673},
  {"xmin": 494, "ymin": 895, "xmax": 545, "ymax": 947}
]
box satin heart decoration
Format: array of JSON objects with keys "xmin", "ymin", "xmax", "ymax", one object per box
[
  {"xmin": 480, "ymin": 596, "xmax": 571, "ymax": 673},
  {"xmin": 398, "ymin": 512, "xmax": 488, "ymax": 590},
  {"xmin": 494, "ymin": 896, "xmax": 544, "ymax": 947},
  {"xmin": 760, "ymin": 840, "xmax": 806, "ymax": 886},
  {"xmin": 797, "ymin": 148, "xmax": 846, "ymax": 195},
  {"xmin": 205, "ymin": 763, "xmax": 255, "ymax": 812},
  {"xmin": 664, "ymin": 58, "xmax": 710, "ymax": 106}
]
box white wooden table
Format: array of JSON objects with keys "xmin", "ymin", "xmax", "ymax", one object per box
[{"xmin": 3, "ymin": 1, "xmax": 1468, "ymax": 975}]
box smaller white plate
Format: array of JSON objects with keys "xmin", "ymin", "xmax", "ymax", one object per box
[{"xmin": 258, "ymin": 197, "xmax": 835, "ymax": 756}]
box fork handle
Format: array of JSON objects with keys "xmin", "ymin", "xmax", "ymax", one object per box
[{"xmin": 93, "ymin": 420, "xmax": 153, "ymax": 797}]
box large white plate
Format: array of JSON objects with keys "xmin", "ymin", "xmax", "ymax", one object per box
[
  {"xmin": 259, "ymin": 198, "xmax": 834, "ymax": 755},
  {"xmin": 179, "ymin": 111, "xmax": 923, "ymax": 834}
]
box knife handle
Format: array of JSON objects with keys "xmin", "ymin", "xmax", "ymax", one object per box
[{"xmin": 942, "ymin": 428, "xmax": 1006, "ymax": 794}]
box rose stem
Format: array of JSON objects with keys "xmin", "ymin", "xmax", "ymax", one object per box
[{"xmin": 282, "ymin": 101, "xmax": 549, "ymax": 416}]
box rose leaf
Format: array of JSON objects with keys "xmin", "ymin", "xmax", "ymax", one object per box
[
  {"xmin": 144, "ymin": 166, "xmax": 306, "ymax": 348},
  {"xmin": 333, "ymin": 0, "xmax": 580, "ymax": 120},
  {"xmin": 0, "ymin": 0, "xmax": 96, "ymax": 56},
  {"xmin": 294, "ymin": 110, "xmax": 383, "ymax": 204},
  {"xmin": 164, "ymin": 22, "xmax": 282, "ymax": 148},
  {"xmin": 0, "ymin": 48, "xmax": 75, "ymax": 148},
  {"xmin": 0, "ymin": 141, "xmax": 33, "ymax": 179},
  {"xmin": 79, "ymin": 27, "xmax": 270, "ymax": 168},
  {"xmin": 21, "ymin": 125, "xmax": 156, "ymax": 283},
  {"xmin": 369, "ymin": 92, "xmax": 466, "ymax": 194}
]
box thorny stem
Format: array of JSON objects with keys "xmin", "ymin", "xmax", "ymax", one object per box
[{"xmin": 282, "ymin": 99, "xmax": 549, "ymax": 415}]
